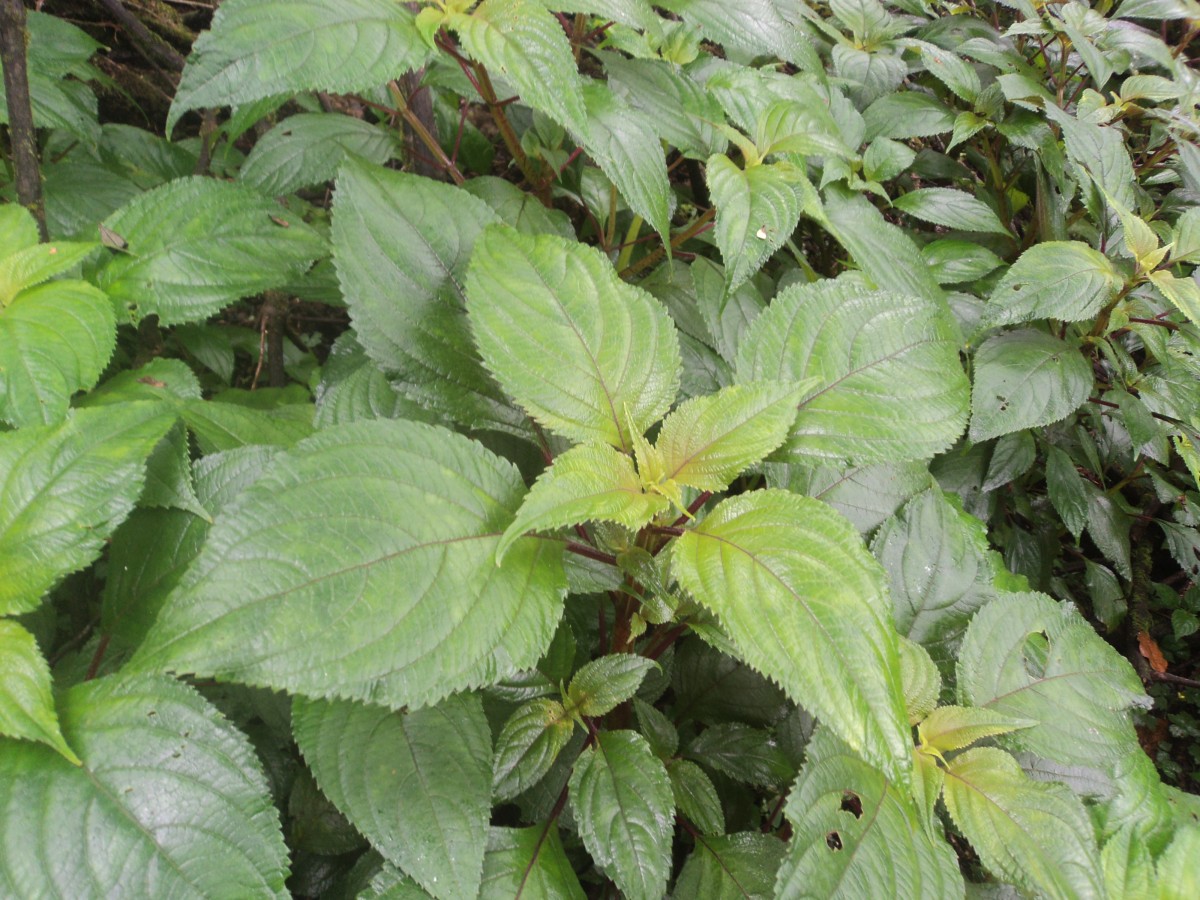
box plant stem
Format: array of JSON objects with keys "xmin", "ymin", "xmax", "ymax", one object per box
[
  {"xmin": 620, "ymin": 207, "xmax": 716, "ymax": 279},
  {"xmin": 387, "ymin": 81, "xmax": 465, "ymax": 185},
  {"xmin": 0, "ymin": 0, "xmax": 47, "ymax": 240},
  {"xmin": 467, "ymin": 58, "xmax": 549, "ymax": 202}
]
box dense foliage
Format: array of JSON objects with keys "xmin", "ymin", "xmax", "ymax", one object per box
[{"xmin": 2, "ymin": 0, "xmax": 1200, "ymax": 896}]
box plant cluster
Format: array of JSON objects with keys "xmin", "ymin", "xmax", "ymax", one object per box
[{"xmin": 2, "ymin": 0, "xmax": 1200, "ymax": 896}]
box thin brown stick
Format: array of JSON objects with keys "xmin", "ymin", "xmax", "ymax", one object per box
[
  {"xmin": 0, "ymin": 0, "xmax": 48, "ymax": 239},
  {"xmin": 98, "ymin": 0, "xmax": 186, "ymax": 71}
]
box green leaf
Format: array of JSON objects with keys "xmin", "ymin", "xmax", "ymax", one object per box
[
  {"xmin": 1045, "ymin": 445, "xmax": 1090, "ymax": 540},
  {"xmin": 97, "ymin": 177, "xmax": 327, "ymax": 325},
  {"xmin": 688, "ymin": 723, "xmax": 795, "ymax": 789},
  {"xmin": 707, "ymin": 155, "xmax": 815, "ymax": 293},
  {"xmin": 671, "ymin": 490, "xmax": 910, "ymax": 778},
  {"xmin": 293, "ymin": 693, "xmax": 492, "ymax": 900},
  {"xmin": 871, "ymin": 489, "xmax": 997, "ymax": 670},
  {"xmin": 0, "ymin": 404, "xmax": 173, "ymax": 615},
  {"xmin": 918, "ymin": 705, "xmax": 1034, "ymax": 754},
  {"xmin": 668, "ymin": 758, "xmax": 724, "ymax": 835},
  {"xmin": 449, "ymin": 0, "xmax": 587, "ymax": 134},
  {"xmin": 968, "ymin": 330, "xmax": 1093, "ymax": 442},
  {"xmin": 0, "ymin": 621, "xmax": 78, "ymax": 764},
  {"xmin": 1149, "ymin": 270, "xmax": 1200, "ymax": 329},
  {"xmin": 497, "ymin": 443, "xmax": 667, "ymax": 562},
  {"xmin": 0, "ymin": 206, "xmax": 39, "ymax": 252},
  {"xmin": 568, "ymin": 730, "xmax": 673, "ymax": 900},
  {"xmin": 578, "ymin": 82, "xmax": 672, "ymax": 244},
  {"xmin": 133, "ymin": 420, "xmax": 566, "ymax": 710},
  {"xmin": 467, "ymin": 226, "xmax": 680, "ymax": 451},
  {"xmin": 921, "ymin": 240, "xmax": 1005, "ymax": 286},
  {"xmin": 772, "ymin": 460, "xmax": 934, "ymax": 534},
  {"xmin": 239, "ymin": 113, "xmax": 401, "ymax": 197},
  {"xmin": 982, "ymin": 242, "xmax": 1120, "ymax": 327},
  {"xmin": 892, "ymin": 188, "xmax": 1010, "ymax": 236},
  {"xmin": 957, "ymin": 592, "xmax": 1148, "ymax": 773},
  {"xmin": 479, "ymin": 825, "xmax": 586, "ymax": 899},
  {"xmin": 0, "ymin": 240, "xmax": 98, "ymax": 303},
  {"xmin": 0, "ymin": 281, "xmax": 115, "ymax": 427},
  {"xmin": 1101, "ymin": 824, "xmax": 1155, "ymax": 900},
  {"xmin": 492, "ymin": 698, "xmax": 575, "ymax": 802},
  {"xmin": 314, "ymin": 332, "xmax": 436, "ymax": 428},
  {"xmin": 863, "ymin": 93, "xmax": 955, "ymax": 141},
  {"xmin": 603, "ymin": 54, "xmax": 726, "ymax": 160},
  {"xmin": 1156, "ymin": 824, "xmax": 1200, "ymax": 899},
  {"xmin": 655, "ymin": 381, "xmax": 807, "ymax": 491},
  {"xmin": 180, "ymin": 396, "xmax": 315, "ymax": 454},
  {"xmin": 332, "ymin": 161, "xmax": 523, "ymax": 434},
  {"xmin": 736, "ymin": 279, "xmax": 969, "ymax": 464},
  {"xmin": 461, "ymin": 177, "xmax": 575, "ymax": 240},
  {"xmin": 941, "ymin": 747, "xmax": 1103, "ymax": 899},
  {"xmin": 675, "ymin": 832, "xmax": 785, "ymax": 900},
  {"xmin": 656, "ymin": 0, "xmax": 816, "ymax": 70},
  {"xmin": 776, "ymin": 729, "xmax": 963, "ymax": 900},
  {"xmin": 0, "ymin": 673, "xmax": 288, "ymax": 898},
  {"xmin": 899, "ymin": 636, "xmax": 941, "ymax": 725},
  {"xmin": 169, "ymin": 0, "xmax": 428, "ymax": 132},
  {"xmin": 568, "ymin": 655, "xmax": 658, "ymax": 718}
]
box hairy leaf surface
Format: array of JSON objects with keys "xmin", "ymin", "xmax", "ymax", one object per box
[
  {"xmin": 0, "ymin": 621, "xmax": 78, "ymax": 763},
  {"xmin": 982, "ymin": 242, "xmax": 1120, "ymax": 327}
]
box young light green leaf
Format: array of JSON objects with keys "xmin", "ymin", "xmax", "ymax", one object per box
[
  {"xmin": 707, "ymin": 154, "xmax": 815, "ymax": 293},
  {"xmin": 132, "ymin": 420, "xmax": 566, "ymax": 710},
  {"xmin": 654, "ymin": 381, "xmax": 808, "ymax": 491},
  {"xmin": 0, "ymin": 621, "xmax": 78, "ymax": 764},
  {"xmin": 957, "ymin": 592, "xmax": 1148, "ymax": 773},
  {"xmin": 567, "ymin": 655, "xmax": 658, "ymax": 719},
  {"xmin": 578, "ymin": 82, "xmax": 671, "ymax": 244},
  {"xmin": 568, "ymin": 730, "xmax": 674, "ymax": 900},
  {"xmin": 449, "ymin": 0, "xmax": 587, "ymax": 135},
  {"xmin": 96, "ymin": 177, "xmax": 326, "ymax": 325},
  {"xmin": 1149, "ymin": 270, "xmax": 1200, "ymax": 329},
  {"xmin": 776, "ymin": 729, "xmax": 963, "ymax": 900},
  {"xmin": 467, "ymin": 226, "xmax": 680, "ymax": 451},
  {"xmin": 332, "ymin": 161, "xmax": 524, "ymax": 434},
  {"xmin": 871, "ymin": 489, "xmax": 997, "ymax": 672},
  {"xmin": 918, "ymin": 705, "xmax": 1035, "ymax": 754},
  {"xmin": 0, "ymin": 281, "xmax": 115, "ymax": 427},
  {"xmin": 492, "ymin": 698, "xmax": 575, "ymax": 803},
  {"xmin": 675, "ymin": 832, "xmax": 785, "ymax": 900},
  {"xmin": 898, "ymin": 636, "xmax": 941, "ymax": 725},
  {"xmin": 169, "ymin": 0, "xmax": 428, "ymax": 132},
  {"xmin": 479, "ymin": 825, "xmax": 586, "ymax": 900},
  {"xmin": 1171, "ymin": 207, "xmax": 1200, "ymax": 263},
  {"xmin": 892, "ymin": 188, "xmax": 1010, "ymax": 236},
  {"xmin": 1155, "ymin": 824, "xmax": 1200, "ymax": 900},
  {"xmin": 736, "ymin": 280, "xmax": 969, "ymax": 464},
  {"xmin": 0, "ymin": 673, "xmax": 288, "ymax": 898},
  {"xmin": 0, "ymin": 403, "xmax": 173, "ymax": 615},
  {"xmin": 968, "ymin": 330, "xmax": 1093, "ymax": 442},
  {"xmin": 671, "ymin": 490, "xmax": 910, "ymax": 779},
  {"xmin": 0, "ymin": 206, "xmax": 39, "ymax": 254},
  {"xmin": 293, "ymin": 693, "xmax": 492, "ymax": 900},
  {"xmin": 239, "ymin": 113, "xmax": 401, "ymax": 197},
  {"xmin": 982, "ymin": 242, "xmax": 1120, "ymax": 327},
  {"xmin": 0, "ymin": 240, "xmax": 97, "ymax": 304},
  {"xmin": 941, "ymin": 747, "xmax": 1104, "ymax": 900},
  {"xmin": 1101, "ymin": 824, "xmax": 1155, "ymax": 900},
  {"xmin": 497, "ymin": 443, "xmax": 667, "ymax": 563}
]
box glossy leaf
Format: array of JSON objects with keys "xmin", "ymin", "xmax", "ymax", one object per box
[
  {"xmin": 736, "ymin": 279, "xmax": 969, "ymax": 464},
  {"xmin": 133, "ymin": 420, "xmax": 567, "ymax": 710},
  {"xmin": 688, "ymin": 723, "xmax": 794, "ymax": 789},
  {"xmin": 332, "ymin": 161, "xmax": 523, "ymax": 433},
  {"xmin": 170, "ymin": 0, "xmax": 428, "ymax": 131},
  {"xmin": 449, "ymin": 0, "xmax": 587, "ymax": 134},
  {"xmin": 567, "ymin": 655, "xmax": 658, "ymax": 718},
  {"xmin": 497, "ymin": 443, "xmax": 667, "ymax": 562},
  {"xmin": 708, "ymin": 155, "xmax": 814, "ymax": 293},
  {"xmin": 982, "ymin": 242, "xmax": 1120, "ymax": 327},
  {"xmin": 942, "ymin": 747, "xmax": 1104, "ymax": 899},
  {"xmin": 492, "ymin": 699, "xmax": 575, "ymax": 802},
  {"xmin": 675, "ymin": 832, "xmax": 785, "ymax": 900},
  {"xmin": 957, "ymin": 592, "xmax": 1148, "ymax": 773},
  {"xmin": 0, "ymin": 673, "xmax": 288, "ymax": 898},
  {"xmin": 467, "ymin": 226, "xmax": 680, "ymax": 451},
  {"xmin": 0, "ymin": 621, "xmax": 78, "ymax": 764},
  {"xmin": 776, "ymin": 730, "xmax": 962, "ymax": 899},
  {"xmin": 0, "ymin": 404, "xmax": 173, "ymax": 615},
  {"xmin": 568, "ymin": 730, "xmax": 673, "ymax": 900},
  {"xmin": 668, "ymin": 758, "xmax": 724, "ymax": 835},
  {"xmin": 293, "ymin": 693, "xmax": 492, "ymax": 900},
  {"xmin": 671, "ymin": 490, "xmax": 910, "ymax": 778},
  {"xmin": 479, "ymin": 825, "xmax": 585, "ymax": 900},
  {"xmin": 655, "ymin": 381, "xmax": 807, "ymax": 491},
  {"xmin": 968, "ymin": 330, "xmax": 1093, "ymax": 442},
  {"xmin": 0, "ymin": 281, "xmax": 115, "ymax": 427},
  {"xmin": 893, "ymin": 188, "xmax": 1010, "ymax": 236},
  {"xmin": 97, "ymin": 177, "xmax": 326, "ymax": 325}
]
